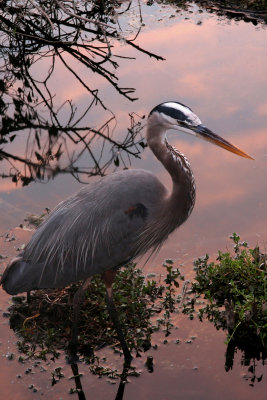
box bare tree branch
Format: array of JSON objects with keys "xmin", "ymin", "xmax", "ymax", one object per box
[{"xmin": 0, "ymin": 1, "xmax": 161, "ymax": 185}]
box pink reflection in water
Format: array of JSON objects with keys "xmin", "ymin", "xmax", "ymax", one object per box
[{"xmin": 0, "ymin": 6, "xmax": 266, "ymax": 400}]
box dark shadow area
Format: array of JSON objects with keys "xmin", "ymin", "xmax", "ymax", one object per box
[{"xmin": 225, "ymin": 337, "xmax": 266, "ymax": 387}]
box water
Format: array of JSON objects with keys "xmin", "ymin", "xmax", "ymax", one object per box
[{"xmin": 0, "ymin": 2, "xmax": 266, "ymax": 399}]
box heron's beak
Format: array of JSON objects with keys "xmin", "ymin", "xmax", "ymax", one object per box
[{"xmin": 193, "ymin": 125, "xmax": 254, "ymax": 160}]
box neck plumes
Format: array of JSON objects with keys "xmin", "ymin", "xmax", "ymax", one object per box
[{"xmin": 147, "ymin": 123, "xmax": 196, "ymax": 228}]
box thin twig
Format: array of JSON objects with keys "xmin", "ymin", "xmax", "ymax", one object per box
[
  {"xmin": 28, "ymin": 0, "xmax": 55, "ymax": 29},
  {"xmin": 55, "ymin": 0, "xmax": 115, "ymax": 30}
]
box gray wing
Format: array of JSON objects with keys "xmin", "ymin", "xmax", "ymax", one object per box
[{"xmin": 6, "ymin": 169, "xmax": 167, "ymax": 291}]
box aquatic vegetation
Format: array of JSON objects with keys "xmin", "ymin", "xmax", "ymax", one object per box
[
  {"xmin": 6, "ymin": 233, "xmax": 266, "ymax": 385},
  {"xmin": 8, "ymin": 261, "xmax": 183, "ymax": 365},
  {"xmin": 183, "ymin": 233, "xmax": 267, "ymax": 377}
]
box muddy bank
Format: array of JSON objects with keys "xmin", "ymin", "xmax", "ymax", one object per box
[{"xmin": 195, "ymin": 0, "xmax": 267, "ymax": 24}]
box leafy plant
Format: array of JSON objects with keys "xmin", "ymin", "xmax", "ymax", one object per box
[
  {"xmin": 183, "ymin": 233, "xmax": 267, "ymax": 373},
  {"xmin": 7, "ymin": 234, "xmax": 266, "ymax": 384},
  {"xmin": 8, "ymin": 262, "xmax": 183, "ymax": 367}
]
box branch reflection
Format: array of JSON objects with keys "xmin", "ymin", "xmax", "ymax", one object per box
[{"xmin": 0, "ymin": 1, "xmax": 162, "ymax": 185}]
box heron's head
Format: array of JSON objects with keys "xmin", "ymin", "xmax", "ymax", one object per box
[{"xmin": 148, "ymin": 101, "xmax": 253, "ymax": 160}]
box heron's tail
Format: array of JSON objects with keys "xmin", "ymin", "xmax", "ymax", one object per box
[{"xmin": 1, "ymin": 256, "xmax": 39, "ymax": 295}]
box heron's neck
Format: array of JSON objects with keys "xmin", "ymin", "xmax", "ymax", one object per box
[{"xmin": 147, "ymin": 125, "xmax": 196, "ymax": 225}]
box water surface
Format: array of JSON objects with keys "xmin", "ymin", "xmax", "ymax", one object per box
[{"xmin": 0, "ymin": 2, "xmax": 266, "ymax": 399}]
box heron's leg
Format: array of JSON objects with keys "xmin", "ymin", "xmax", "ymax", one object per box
[
  {"xmin": 102, "ymin": 270, "xmax": 132, "ymax": 362},
  {"xmin": 68, "ymin": 277, "xmax": 92, "ymax": 362}
]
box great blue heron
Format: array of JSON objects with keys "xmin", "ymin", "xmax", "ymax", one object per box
[{"xmin": 1, "ymin": 101, "xmax": 253, "ymax": 360}]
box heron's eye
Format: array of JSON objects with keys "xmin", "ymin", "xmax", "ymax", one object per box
[{"xmin": 177, "ymin": 120, "xmax": 186, "ymax": 127}]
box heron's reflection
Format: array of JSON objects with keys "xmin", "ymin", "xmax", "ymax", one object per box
[
  {"xmin": 70, "ymin": 363, "xmax": 86, "ymax": 400},
  {"xmin": 69, "ymin": 359, "xmax": 133, "ymax": 400}
]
